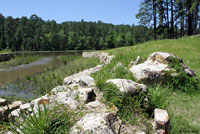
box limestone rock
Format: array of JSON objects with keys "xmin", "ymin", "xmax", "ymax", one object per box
[
  {"xmin": 0, "ymin": 98, "xmax": 6, "ymax": 106},
  {"xmin": 106, "ymin": 79, "xmax": 147, "ymax": 95},
  {"xmin": 64, "ymin": 65, "xmax": 102, "ymax": 85},
  {"xmin": 154, "ymin": 109, "xmax": 170, "ymax": 134},
  {"xmin": 78, "ymin": 87, "xmax": 96, "ymax": 103},
  {"xmin": 130, "ymin": 52, "xmax": 195, "ymax": 84},
  {"xmin": 82, "ymin": 52, "xmax": 114, "ymax": 65},
  {"xmin": 51, "ymin": 85, "xmax": 69, "ymax": 95},
  {"xmin": 54, "ymin": 91, "xmax": 79, "ymax": 109},
  {"xmin": 79, "ymin": 76, "xmax": 95, "ymax": 87},
  {"xmin": 70, "ymin": 112, "xmax": 117, "ymax": 134},
  {"xmin": 129, "ymin": 56, "xmax": 141, "ymax": 67},
  {"xmin": 0, "ymin": 101, "xmax": 22, "ymax": 121}
]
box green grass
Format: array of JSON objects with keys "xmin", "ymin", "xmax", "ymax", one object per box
[
  {"xmin": 0, "ymin": 55, "xmax": 40, "ymax": 69},
  {"xmin": 0, "ymin": 49, "xmax": 11, "ymax": 54},
  {"xmin": 92, "ymin": 36, "xmax": 200, "ymax": 133}
]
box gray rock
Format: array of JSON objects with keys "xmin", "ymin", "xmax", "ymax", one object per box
[
  {"xmin": 106, "ymin": 79, "xmax": 147, "ymax": 96},
  {"xmin": 154, "ymin": 109, "xmax": 170, "ymax": 134}
]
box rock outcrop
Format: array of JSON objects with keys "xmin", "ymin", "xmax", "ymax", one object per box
[
  {"xmin": 130, "ymin": 52, "xmax": 195, "ymax": 84},
  {"xmin": 82, "ymin": 52, "xmax": 114, "ymax": 65},
  {"xmin": 106, "ymin": 79, "xmax": 147, "ymax": 96}
]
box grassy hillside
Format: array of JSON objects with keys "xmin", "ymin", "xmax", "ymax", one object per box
[
  {"xmin": 93, "ymin": 36, "xmax": 200, "ymax": 133},
  {"xmin": 106, "ymin": 36, "xmax": 200, "ymax": 75}
]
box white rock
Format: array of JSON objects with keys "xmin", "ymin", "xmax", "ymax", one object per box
[
  {"xmin": 51, "ymin": 85, "xmax": 69, "ymax": 94},
  {"xmin": 79, "ymin": 76, "xmax": 95, "ymax": 87},
  {"xmin": 0, "ymin": 98, "xmax": 6, "ymax": 106},
  {"xmin": 154, "ymin": 109, "xmax": 170, "ymax": 134},
  {"xmin": 78, "ymin": 87, "xmax": 96, "ymax": 103},
  {"xmin": 130, "ymin": 52, "xmax": 195, "ymax": 84},
  {"xmin": 10, "ymin": 109, "xmax": 20, "ymax": 117},
  {"xmin": 70, "ymin": 112, "xmax": 116, "ymax": 134},
  {"xmin": 82, "ymin": 52, "xmax": 114, "ymax": 65},
  {"xmin": 86, "ymin": 101, "xmax": 101, "ymax": 108},
  {"xmin": 106, "ymin": 79, "xmax": 147, "ymax": 95},
  {"xmin": 54, "ymin": 91, "xmax": 79, "ymax": 109},
  {"xmin": 64, "ymin": 65, "xmax": 102, "ymax": 85}
]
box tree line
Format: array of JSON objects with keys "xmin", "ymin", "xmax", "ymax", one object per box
[
  {"xmin": 137, "ymin": 0, "xmax": 200, "ymax": 40},
  {"xmin": 0, "ymin": 14, "xmax": 154, "ymax": 51}
]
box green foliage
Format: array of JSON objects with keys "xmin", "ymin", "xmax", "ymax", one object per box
[
  {"xmin": 167, "ymin": 57, "xmax": 200, "ymax": 92},
  {"xmin": 148, "ymin": 85, "xmax": 170, "ymax": 114},
  {"xmin": 0, "ymin": 49, "xmax": 11, "ymax": 54},
  {"xmin": 9, "ymin": 104, "xmax": 77, "ymax": 134},
  {"xmin": 0, "ymin": 55, "xmax": 40, "ymax": 69}
]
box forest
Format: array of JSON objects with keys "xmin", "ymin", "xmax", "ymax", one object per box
[
  {"xmin": 0, "ymin": 14, "xmax": 153, "ymax": 51},
  {"xmin": 0, "ymin": 0, "xmax": 199, "ymax": 51},
  {"xmin": 137, "ymin": 0, "xmax": 200, "ymax": 40}
]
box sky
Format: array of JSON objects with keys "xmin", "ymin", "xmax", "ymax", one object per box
[{"xmin": 0, "ymin": 0, "xmax": 141, "ymax": 25}]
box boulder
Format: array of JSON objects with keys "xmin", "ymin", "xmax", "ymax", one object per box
[
  {"xmin": 63, "ymin": 65, "xmax": 102, "ymax": 85},
  {"xmin": 154, "ymin": 109, "xmax": 170, "ymax": 134},
  {"xmin": 82, "ymin": 52, "xmax": 114, "ymax": 65},
  {"xmin": 54, "ymin": 91, "xmax": 79, "ymax": 110},
  {"xmin": 79, "ymin": 76, "xmax": 95, "ymax": 87},
  {"xmin": 0, "ymin": 98, "xmax": 6, "ymax": 106},
  {"xmin": 70, "ymin": 112, "xmax": 117, "ymax": 134},
  {"xmin": 106, "ymin": 79, "xmax": 147, "ymax": 96},
  {"xmin": 130, "ymin": 52, "xmax": 195, "ymax": 84}
]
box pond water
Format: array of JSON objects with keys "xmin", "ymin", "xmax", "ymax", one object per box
[{"xmin": 0, "ymin": 51, "xmax": 82, "ymax": 99}]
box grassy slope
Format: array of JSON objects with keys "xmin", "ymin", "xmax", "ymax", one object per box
[{"xmin": 99, "ymin": 36, "xmax": 200, "ymax": 133}]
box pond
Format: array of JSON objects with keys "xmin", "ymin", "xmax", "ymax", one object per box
[{"xmin": 0, "ymin": 51, "xmax": 84, "ymax": 100}]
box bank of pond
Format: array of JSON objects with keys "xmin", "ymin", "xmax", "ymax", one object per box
[{"xmin": 0, "ymin": 51, "xmax": 99, "ymax": 102}]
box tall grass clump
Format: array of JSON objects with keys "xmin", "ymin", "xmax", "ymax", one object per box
[{"xmin": 9, "ymin": 104, "xmax": 77, "ymax": 134}]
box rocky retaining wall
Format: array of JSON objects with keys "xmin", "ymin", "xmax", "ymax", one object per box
[{"xmin": 4, "ymin": 52, "xmax": 193, "ymax": 134}]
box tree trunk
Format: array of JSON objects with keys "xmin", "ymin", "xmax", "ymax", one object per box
[
  {"xmin": 166, "ymin": 0, "xmax": 170, "ymax": 38},
  {"xmin": 153, "ymin": 0, "xmax": 157, "ymax": 40},
  {"xmin": 170, "ymin": 0, "xmax": 174, "ymax": 38},
  {"xmin": 187, "ymin": 0, "xmax": 192, "ymax": 36},
  {"xmin": 180, "ymin": 1, "xmax": 184, "ymax": 37},
  {"xmin": 194, "ymin": 0, "xmax": 199, "ymax": 34}
]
